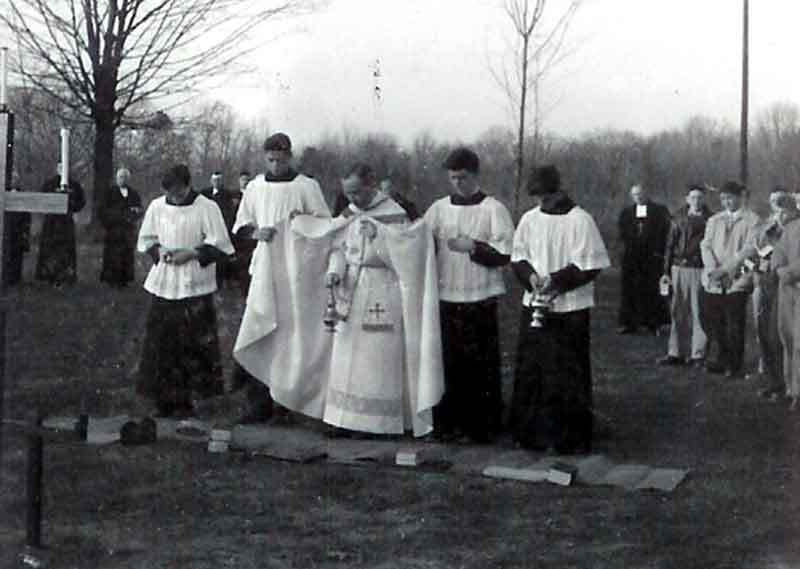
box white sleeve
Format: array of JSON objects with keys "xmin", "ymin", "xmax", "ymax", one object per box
[
  {"xmin": 511, "ymin": 213, "xmax": 530, "ymax": 264},
  {"xmin": 571, "ymin": 212, "xmax": 611, "ymax": 271},
  {"xmin": 489, "ymin": 200, "xmax": 515, "ymax": 255},
  {"xmin": 232, "ymin": 186, "xmax": 256, "ymax": 233},
  {"xmin": 203, "ymin": 201, "xmax": 235, "ymax": 254},
  {"xmin": 137, "ymin": 201, "xmax": 159, "ymax": 253}
]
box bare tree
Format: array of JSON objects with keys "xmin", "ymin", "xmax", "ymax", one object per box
[
  {"xmin": 490, "ymin": 0, "xmax": 580, "ymax": 215},
  {"xmin": 1, "ymin": 0, "xmax": 318, "ymax": 220}
]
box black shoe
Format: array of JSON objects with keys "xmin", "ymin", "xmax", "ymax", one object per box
[
  {"xmin": 238, "ymin": 405, "xmax": 273, "ymax": 425},
  {"xmin": 657, "ymin": 355, "xmax": 684, "ymax": 366},
  {"xmin": 705, "ymin": 363, "xmax": 725, "ymax": 374},
  {"xmin": 173, "ymin": 405, "xmax": 195, "ymax": 420},
  {"xmin": 325, "ymin": 426, "xmax": 355, "ymax": 439},
  {"xmin": 154, "ymin": 402, "xmax": 175, "ymax": 418},
  {"xmin": 689, "ymin": 358, "xmax": 705, "ymax": 369},
  {"xmin": 120, "ymin": 418, "xmax": 158, "ymax": 446}
]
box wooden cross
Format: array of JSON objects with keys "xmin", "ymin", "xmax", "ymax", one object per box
[{"xmin": 0, "ymin": 109, "xmax": 69, "ymax": 475}]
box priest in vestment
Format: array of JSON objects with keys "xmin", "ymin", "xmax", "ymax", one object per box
[{"xmin": 233, "ymin": 163, "xmax": 444, "ymax": 436}]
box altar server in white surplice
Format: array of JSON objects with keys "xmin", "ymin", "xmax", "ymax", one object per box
[
  {"xmin": 136, "ymin": 164, "xmax": 235, "ymax": 418},
  {"xmin": 424, "ymin": 147, "xmax": 514, "ymax": 443},
  {"xmin": 232, "ymin": 132, "xmax": 331, "ymax": 423}
]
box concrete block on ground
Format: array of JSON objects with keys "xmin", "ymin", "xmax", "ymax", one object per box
[
  {"xmin": 633, "ymin": 468, "xmax": 689, "ymax": 492},
  {"xmin": 601, "ymin": 464, "xmax": 651, "ymax": 490}
]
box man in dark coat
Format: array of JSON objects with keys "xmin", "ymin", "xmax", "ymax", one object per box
[
  {"xmin": 617, "ymin": 183, "xmax": 671, "ymax": 334},
  {"xmin": 99, "ymin": 167, "xmax": 143, "ymax": 287},
  {"xmin": 35, "ymin": 163, "xmax": 85, "ymax": 286},
  {"xmin": 201, "ymin": 171, "xmax": 236, "ymax": 287},
  {"xmin": 231, "ymin": 170, "xmax": 254, "ymax": 297},
  {"xmin": 3, "ymin": 170, "xmax": 31, "ymax": 287}
]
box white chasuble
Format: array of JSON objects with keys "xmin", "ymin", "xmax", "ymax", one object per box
[{"xmin": 233, "ymin": 196, "xmax": 444, "ymax": 436}]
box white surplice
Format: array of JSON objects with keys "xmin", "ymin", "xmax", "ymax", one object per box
[
  {"xmin": 424, "ymin": 194, "xmax": 514, "ymax": 302},
  {"xmin": 137, "ymin": 194, "xmax": 234, "ymax": 300},
  {"xmin": 512, "ymin": 205, "xmax": 611, "ymax": 312}
]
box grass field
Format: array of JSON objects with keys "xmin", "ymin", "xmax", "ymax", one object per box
[{"xmin": 2, "ymin": 238, "xmax": 800, "ymax": 568}]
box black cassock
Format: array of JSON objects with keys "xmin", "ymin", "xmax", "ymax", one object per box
[
  {"xmin": 200, "ymin": 187, "xmax": 238, "ymax": 287},
  {"xmin": 617, "ymin": 200, "xmax": 671, "ymax": 330},
  {"xmin": 99, "ymin": 184, "xmax": 143, "ymax": 286},
  {"xmin": 35, "ymin": 175, "xmax": 85, "ymax": 285},
  {"xmin": 3, "ymin": 187, "xmax": 31, "ymax": 286}
]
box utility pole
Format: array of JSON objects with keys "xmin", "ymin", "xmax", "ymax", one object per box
[{"xmin": 740, "ymin": 0, "xmax": 749, "ymax": 185}]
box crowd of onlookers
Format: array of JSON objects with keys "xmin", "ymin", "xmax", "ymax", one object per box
[{"xmin": 616, "ymin": 180, "xmax": 800, "ymax": 408}]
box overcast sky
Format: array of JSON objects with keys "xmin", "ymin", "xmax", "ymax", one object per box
[{"xmin": 207, "ymin": 0, "xmax": 800, "ymax": 149}]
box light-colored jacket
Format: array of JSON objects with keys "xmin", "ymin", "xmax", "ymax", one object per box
[{"xmin": 700, "ymin": 208, "xmax": 760, "ymax": 294}]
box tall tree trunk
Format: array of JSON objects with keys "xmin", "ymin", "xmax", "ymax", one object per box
[
  {"xmin": 93, "ymin": 110, "xmax": 115, "ymax": 225},
  {"xmin": 514, "ymin": 33, "xmax": 530, "ymax": 218}
]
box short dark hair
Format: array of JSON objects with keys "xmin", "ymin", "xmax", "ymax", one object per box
[
  {"xmin": 343, "ymin": 162, "xmax": 377, "ymax": 186},
  {"xmin": 443, "ymin": 147, "xmax": 480, "ymax": 174},
  {"xmin": 211, "ymin": 170, "xmax": 222, "ymax": 177},
  {"xmin": 263, "ymin": 132, "xmax": 292, "ymax": 152},
  {"xmin": 162, "ymin": 164, "xmax": 191, "ymax": 191},
  {"xmin": 720, "ymin": 180, "xmax": 745, "ymax": 196},
  {"xmin": 239, "ymin": 170, "xmax": 251, "ymax": 178},
  {"xmin": 527, "ymin": 165, "xmax": 561, "ymax": 195},
  {"xmin": 687, "ymin": 183, "xmax": 705, "ymax": 193}
]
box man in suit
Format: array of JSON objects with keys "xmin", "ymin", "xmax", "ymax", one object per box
[
  {"xmin": 617, "ymin": 184, "xmax": 671, "ymax": 334},
  {"xmin": 201, "ymin": 171, "xmax": 236, "ymax": 287},
  {"xmin": 99, "ymin": 167, "xmax": 143, "ymax": 287}
]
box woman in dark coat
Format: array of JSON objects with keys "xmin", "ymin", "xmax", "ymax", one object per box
[{"xmin": 35, "ymin": 166, "xmax": 85, "ymax": 286}]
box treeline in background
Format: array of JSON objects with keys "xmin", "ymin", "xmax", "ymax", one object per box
[{"xmin": 8, "ymin": 87, "xmax": 800, "ymax": 251}]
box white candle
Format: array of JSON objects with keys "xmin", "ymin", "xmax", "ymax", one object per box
[
  {"xmin": 0, "ymin": 47, "xmax": 7, "ymax": 108},
  {"xmin": 60, "ymin": 128, "xmax": 70, "ymax": 188}
]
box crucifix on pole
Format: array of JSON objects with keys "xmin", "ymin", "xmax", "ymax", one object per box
[{"xmin": 0, "ymin": 51, "xmax": 69, "ymax": 492}]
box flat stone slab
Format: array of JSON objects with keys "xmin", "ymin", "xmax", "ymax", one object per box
[{"xmin": 41, "ymin": 415, "xmax": 689, "ymax": 492}]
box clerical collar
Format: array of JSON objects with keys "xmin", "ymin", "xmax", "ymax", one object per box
[
  {"xmin": 352, "ymin": 191, "xmax": 389, "ymax": 213},
  {"xmin": 539, "ymin": 191, "xmax": 575, "ymax": 215},
  {"xmin": 166, "ymin": 189, "xmax": 198, "ymax": 206},
  {"xmin": 265, "ymin": 168, "xmax": 299, "ymax": 182},
  {"xmin": 450, "ymin": 191, "xmax": 486, "ymax": 206}
]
